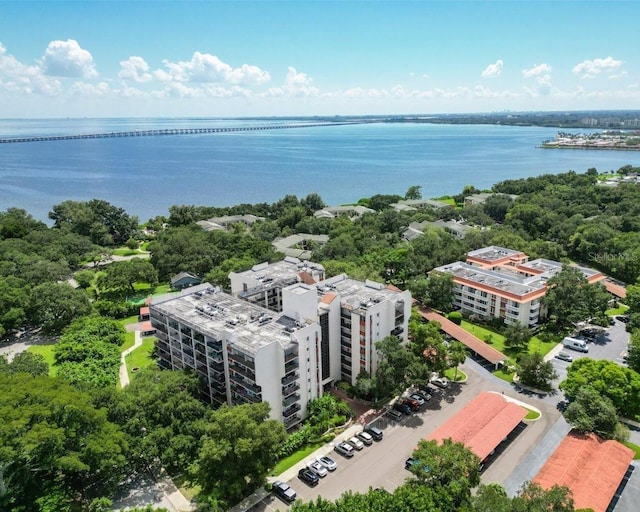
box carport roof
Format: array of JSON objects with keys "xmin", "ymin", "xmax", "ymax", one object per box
[
  {"xmin": 533, "ymin": 431, "xmax": 634, "ymax": 512},
  {"xmin": 604, "ymin": 280, "xmax": 627, "ymax": 299},
  {"xmin": 426, "ymin": 391, "xmax": 527, "ymax": 461},
  {"xmin": 419, "ymin": 309, "xmax": 507, "ymax": 365}
]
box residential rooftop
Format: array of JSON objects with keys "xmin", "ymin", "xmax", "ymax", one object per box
[
  {"xmin": 317, "ymin": 274, "xmax": 406, "ymax": 312},
  {"xmin": 234, "ymin": 256, "xmax": 325, "ymax": 287},
  {"xmin": 467, "ymin": 245, "xmax": 526, "ymax": 263},
  {"xmin": 151, "ymin": 283, "xmax": 305, "ymax": 356}
]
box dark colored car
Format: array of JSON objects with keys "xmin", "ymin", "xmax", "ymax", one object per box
[
  {"xmin": 403, "ymin": 397, "xmax": 421, "ymax": 410},
  {"xmin": 272, "ymin": 480, "xmax": 297, "ymax": 503},
  {"xmin": 393, "ymin": 402, "xmax": 412, "ymax": 415},
  {"xmin": 385, "ymin": 409, "xmax": 404, "ymax": 421},
  {"xmin": 298, "ymin": 467, "xmax": 319, "ymax": 487},
  {"xmin": 617, "ymin": 315, "xmax": 630, "ymax": 323},
  {"xmin": 364, "ymin": 426, "xmax": 384, "ymax": 441}
]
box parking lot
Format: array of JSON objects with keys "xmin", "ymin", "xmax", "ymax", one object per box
[{"xmin": 251, "ymin": 368, "xmax": 562, "ymax": 511}]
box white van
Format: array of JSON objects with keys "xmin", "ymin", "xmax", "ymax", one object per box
[{"xmin": 562, "ymin": 337, "xmax": 589, "ymax": 353}]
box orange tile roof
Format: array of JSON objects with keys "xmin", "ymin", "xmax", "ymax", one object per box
[
  {"xmin": 320, "ymin": 292, "xmax": 337, "ymax": 304},
  {"xmin": 139, "ymin": 306, "xmax": 150, "ymax": 315},
  {"xmin": 426, "ymin": 392, "xmax": 527, "ymax": 461},
  {"xmin": 139, "ymin": 321, "xmax": 155, "ymax": 333},
  {"xmin": 419, "ymin": 309, "xmax": 507, "ymax": 365},
  {"xmin": 298, "ymin": 271, "xmax": 317, "ymax": 286},
  {"xmin": 604, "ymin": 280, "xmax": 627, "ymax": 299},
  {"xmin": 533, "ymin": 432, "xmax": 634, "ymax": 512}
]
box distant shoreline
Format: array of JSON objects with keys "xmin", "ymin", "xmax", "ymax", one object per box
[{"xmin": 539, "ymin": 144, "xmax": 640, "ymax": 151}]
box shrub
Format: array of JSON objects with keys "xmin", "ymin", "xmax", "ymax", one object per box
[
  {"xmin": 447, "ymin": 311, "xmax": 463, "ymax": 325},
  {"xmin": 276, "ymin": 424, "xmax": 313, "ymax": 458}
]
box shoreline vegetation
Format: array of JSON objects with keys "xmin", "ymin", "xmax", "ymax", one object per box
[{"xmin": 541, "ymin": 130, "xmax": 640, "ymax": 151}]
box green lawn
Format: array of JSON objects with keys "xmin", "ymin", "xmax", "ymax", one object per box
[
  {"xmin": 606, "ymin": 304, "xmax": 629, "ymax": 316},
  {"xmin": 270, "ymin": 441, "xmax": 325, "ymax": 476},
  {"xmin": 524, "ymin": 409, "xmax": 541, "ymax": 420},
  {"xmin": 459, "ymin": 320, "xmax": 558, "ymax": 357},
  {"xmin": 493, "ymin": 368, "xmax": 514, "ymax": 383},
  {"xmin": 444, "ymin": 368, "xmax": 467, "ymax": 382},
  {"xmin": 622, "ymin": 440, "xmax": 640, "ymax": 459},
  {"xmin": 125, "ymin": 337, "xmax": 157, "ymax": 373},
  {"xmin": 26, "ymin": 344, "xmax": 57, "ymax": 376}
]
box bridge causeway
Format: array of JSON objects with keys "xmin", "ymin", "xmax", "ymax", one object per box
[{"xmin": 0, "ymin": 121, "xmax": 367, "ymax": 144}]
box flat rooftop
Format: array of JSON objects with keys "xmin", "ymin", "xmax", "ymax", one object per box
[
  {"xmin": 467, "ymin": 246, "xmax": 525, "ymax": 263},
  {"xmin": 318, "ymin": 274, "xmax": 405, "ymax": 311},
  {"xmin": 520, "ymin": 258, "xmax": 603, "ymax": 280},
  {"xmin": 533, "ymin": 432, "xmax": 634, "ymax": 512},
  {"xmin": 151, "ymin": 284, "xmax": 305, "ymax": 356},
  {"xmin": 235, "ymin": 257, "xmax": 325, "ymax": 286},
  {"xmin": 434, "ymin": 261, "xmax": 546, "ymax": 299}
]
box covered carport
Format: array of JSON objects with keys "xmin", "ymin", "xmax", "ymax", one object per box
[
  {"xmin": 533, "ymin": 431, "xmax": 634, "ymax": 512},
  {"xmin": 426, "ymin": 391, "xmax": 527, "ymax": 465},
  {"xmin": 419, "ymin": 309, "xmax": 507, "ymax": 369}
]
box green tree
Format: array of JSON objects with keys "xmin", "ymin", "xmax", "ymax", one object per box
[
  {"xmin": 375, "ymin": 335, "xmax": 415, "ymax": 392},
  {"xmin": 512, "ymin": 482, "xmax": 576, "ymax": 512},
  {"xmin": 409, "ymin": 438, "xmax": 481, "ymax": 495},
  {"xmin": 0, "ymin": 352, "xmax": 49, "ymax": 377},
  {"xmin": 627, "ymin": 330, "xmax": 640, "ymax": 374},
  {"xmin": 97, "ymin": 258, "xmax": 157, "ymax": 298},
  {"xmin": 405, "ymin": 185, "xmax": 422, "ymax": 200},
  {"xmin": 564, "ymin": 387, "xmax": 627, "ymax": 441},
  {"xmin": 193, "ymin": 402, "xmax": 287, "ymax": 503},
  {"xmin": 504, "ymin": 322, "xmax": 532, "ymax": 352},
  {"xmin": 517, "ymin": 352, "xmax": 558, "ymax": 392},
  {"xmin": 28, "ymin": 282, "xmax": 92, "ymax": 334},
  {"xmin": 0, "ymin": 374, "xmax": 128, "ymax": 511},
  {"xmin": 448, "ymin": 341, "xmax": 467, "ymax": 382},
  {"xmin": 425, "ymin": 272, "xmax": 455, "ymax": 313},
  {"xmin": 560, "ymin": 358, "xmax": 640, "ymax": 418}
]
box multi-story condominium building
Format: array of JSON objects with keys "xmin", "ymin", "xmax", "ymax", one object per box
[
  {"xmin": 316, "ymin": 274, "xmax": 411, "ymax": 385},
  {"xmin": 433, "ymin": 246, "xmax": 605, "ymax": 327},
  {"xmin": 150, "ymin": 260, "xmax": 412, "ymax": 427},
  {"xmin": 229, "ymin": 257, "xmax": 325, "ymax": 312},
  {"xmin": 150, "ymin": 282, "xmax": 322, "ymax": 430}
]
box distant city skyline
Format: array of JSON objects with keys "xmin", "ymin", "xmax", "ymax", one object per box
[{"xmin": 1, "ymin": 0, "xmax": 639, "ymax": 118}]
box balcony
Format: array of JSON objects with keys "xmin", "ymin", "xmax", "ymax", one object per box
[
  {"xmin": 282, "ymin": 393, "xmax": 300, "ymax": 408},
  {"xmin": 281, "ymin": 372, "xmax": 299, "ymax": 386},
  {"xmin": 230, "ymin": 375, "xmax": 261, "ymax": 395},
  {"xmin": 206, "ymin": 339, "xmax": 222, "ymax": 351},
  {"xmin": 391, "ymin": 326, "xmax": 404, "ymax": 336},
  {"xmin": 283, "ymin": 403, "xmax": 301, "ymax": 417},
  {"xmin": 231, "ymin": 382, "xmax": 262, "ymax": 400},
  {"xmin": 227, "ymin": 351, "xmax": 255, "ymax": 368},
  {"xmin": 230, "ymin": 363, "xmax": 256, "ymax": 382},
  {"xmin": 284, "ymin": 360, "xmax": 299, "ymax": 374},
  {"xmin": 284, "ymin": 350, "xmax": 299, "ymax": 364},
  {"xmin": 282, "ymin": 382, "xmax": 300, "ymax": 397},
  {"xmin": 284, "ymin": 413, "xmax": 302, "ymax": 429}
]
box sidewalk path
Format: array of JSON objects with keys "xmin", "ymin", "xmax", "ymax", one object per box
[{"xmin": 119, "ymin": 330, "xmax": 142, "ymax": 388}]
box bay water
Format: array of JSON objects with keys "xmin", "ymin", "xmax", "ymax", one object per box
[{"xmin": 0, "ymin": 118, "xmax": 638, "ymax": 222}]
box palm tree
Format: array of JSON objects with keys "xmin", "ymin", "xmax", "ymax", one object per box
[{"xmin": 448, "ymin": 341, "xmax": 467, "ymax": 382}]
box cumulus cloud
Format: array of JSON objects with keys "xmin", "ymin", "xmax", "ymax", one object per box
[
  {"xmin": 155, "ymin": 52, "xmax": 270, "ymax": 86},
  {"xmin": 572, "ymin": 56, "xmax": 623, "ymax": 79},
  {"xmin": 119, "ymin": 56, "xmax": 152, "ymax": 82},
  {"xmin": 481, "ymin": 59, "xmax": 503, "ymax": 78},
  {"xmin": 0, "ymin": 42, "xmax": 61, "ymax": 96},
  {"xmin": 41, "ymin": 39, "xmax": 97, "ymax": 78},
  {"xmin": 522, "ymin": 63, "xmax": 551, "ymax": 78}
]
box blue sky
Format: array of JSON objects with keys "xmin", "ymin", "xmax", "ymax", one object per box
[{"xmin": 0, "ymin": 0, "xmax": 638, "ymax": 117}]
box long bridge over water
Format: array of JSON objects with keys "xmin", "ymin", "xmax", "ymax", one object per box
[{"xmin": 0, "ymin": 121, "xmax": 371, "ymax": 144}]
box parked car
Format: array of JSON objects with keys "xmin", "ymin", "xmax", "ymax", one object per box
[
  {"xmin": 272, "ymin": 480, "xmax": 297, "ymax": 503},
  {"xmin": 298, "ymin": 467, "xmax": 319, "ymax": 486},
  {"xmin": 347, "ymin": 436, "xmax": 365, "ymax": 450},
  {"xmin": 385, "ymin": 409, "xmax": 404, "ymax": 421},
  {"xmin": 334, "ymin": 441, "xmax": 355, "ymax": 458},
  {"xmin": 555, "ymin": 352, "xmax": 574, "ymax": 362},
  {"xmin": 393, "ymin": 402, "xmax": 412, "ymax": 415},
  {"xmin": 414, "ymin": 389, "xmax": 431, "ymax": 402},
  {"xmin": 418, "ymin": 386, "xmax": 435, "ymax": 398},
  {"xmin": 409, "ymin": 393, "xmax": 426, "ymax": 406},
  {"xmin": 431, "ymin": 377, "xmax": 450, "ymax": 389},
  {"xmin": 617, "ymin": 315, "xmax": 630, "ymax": 323},
  {"xmin": 364, "ymin": 426, "xmax": 384, "ymax": 441},
  {"xmin": 317, "ymin": 455, "xmax": 337, "ymax": 471},
  {"xmin": 401, "ymin": 398, "xmax": 420, "ymax": 411},
  {"xmin": 307, "ymin": 460, "xmax": 328, "ymax": 477},
  {"xmin": 356, "ymin": 430, "xmax": 374, "ymax": 446}
]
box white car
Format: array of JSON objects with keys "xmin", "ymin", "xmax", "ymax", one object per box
[
  {"xmin": 316, "ymin": 455, "xmax": 337, "ymax": 471},
  {"xmin": 347, "ymin": 436, "xmax": 364, "ymax": 450},
  {"xmin": 307, "ymin": 460, "xmax": 328, "ymax": 477},
  {"xmin": 431, "ymin": 376, "xmax": 450, "ymax": 389}
]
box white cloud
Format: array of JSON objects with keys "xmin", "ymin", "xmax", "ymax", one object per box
[
  {"xmin": 0, "ymin": 42, "xmax": 62, "ymax": 95},
  {"xmin": 522, "ymin": 63, "xmax": 551, "ymax": 78},
  {"xmin": 572, "ymin": 56, "xmax": 623, "ymax": 79},
  {"xmin": 155, "ymin": 52, "xmax": 270, "ymax": 86},
  {"xmin": 41, "ymin": 39, "xmax": 97, "ymax": 78},
  {"xmin": 481, "ymin": 59, "xmax": 503, "ymax": 78},
  {"xmin": 119, "ymin": 56, "xmax": 152, "ymax": 82},
  {"xmin": 69, "ymin": 81, "xmax": 110, "ymax": 97}
]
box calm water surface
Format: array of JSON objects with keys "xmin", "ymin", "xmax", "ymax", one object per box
[{"xmin": 0, "ymin": 119, "xmax": 638, "ymax": 222}]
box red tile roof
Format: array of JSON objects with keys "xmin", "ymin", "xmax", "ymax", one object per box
[
  {"xmin": 533, "ymin": 432, "xmax": 634, "ymax": 512},
  {"xmin": 419, "ymin": 309, "xmax": 507, "ymax": 365},
  {"xmin": 320, "ymin": 292, "xmax": 337, "ymax": 304},
  {"xmin": 298, "ymin": 271, "xmax": 317, "ymax": 286},
  {"xmin": 426, "ymin": 392, "xmax": 527, "ymax": 461},
  {"xmin": 139, "ymin": 306, "xmax": 150, "ymax": 315},
  {"xmin": 604, "ymin": 280, "xmax": 627, "ymax": 299},
  {"xmin": 139, "ymin": 321, "xmax": 155, "ymax": 333}
]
